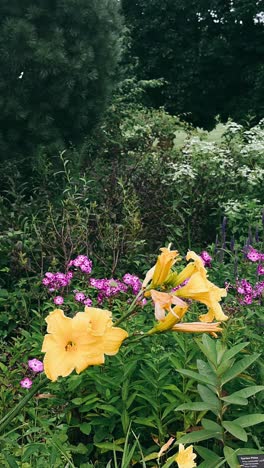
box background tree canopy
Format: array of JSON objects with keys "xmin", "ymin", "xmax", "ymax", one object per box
[
  {"xmin": 122, "ymin": 0, "xmax": 264, "ymax": 128},
  {"xmin": 0, "ymin": 0, "xmax": 122, "ymax": 162}
]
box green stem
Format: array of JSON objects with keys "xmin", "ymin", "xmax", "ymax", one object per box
[
  {"xmin": 123, "ymin": 333, "xmax": 151, "ymax": 346},
  {"xmin": 114, "ymin": 290, "xmax": 143, "ymax": 327},
  {"xmin": 0, "ymin": 376, "xmax": 48, "ymax": 434}
]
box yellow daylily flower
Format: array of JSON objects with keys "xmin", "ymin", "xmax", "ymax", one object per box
[
  {"xmin": 147, "ymin": 290, "xmax": 188, "ymax": 334},
  {"xmin": 175, "ymin": 250, "xmax": 207, "ymax": 285},
  {"xmin": 175, "ymin": 444, "xmax": 197, "ymax": 468},
  {"xmin": 175, "ymin": 272, "xmax": 228, "ymax": 322},
  {"xmin": 142, "ymin": 244, "xmax": 179, "ymax": 290},
  {"xmin": 172, "ymin": 321, "xmax": 222, "ymax": 338},
  {"xmin": 42, "ymin": 308, "xmax": 128, "ymax": 381}
]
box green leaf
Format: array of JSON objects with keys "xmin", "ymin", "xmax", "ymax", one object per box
[
  {"xmin": 176, "ymin": 429, "xmax": 219, "ymax": 444},
  {"xmin": 197, "ymin": 360, "xmax": 217, "ymax": 385},
  {"xmin": 224, "ymin": 385, "xmax": 264, "ymax": 400},
  {"xmin": 197, "ymin": 384, "xmax": 220, "ymax": 412},
  {"xmin": 221, "ymin": 395, "xmax": 248, "ymax": 406},
  {"xmin": 22, "ymin": 443, "xmax": 44, "ymax": 461},
  {"xmin": 133, "ymin": 417, "xmax": 156, "ymax": 428},
  {"xmin": 3, "ymin": 453, "xmax": 19, "ymax": 468},
  {"xmin": 201, "ymin": 418, "xmax": 222, "ymax": 433},
  {"xmin": 79, "ymin": 423, "xmax": 91, "ymax": 435},
  {"xmin": 221, "ymin": 354, "xmax": 260, "ymax": 385},
  {"xmin": 224, "ymin": 446, "xmax": 240, "ymax": 468},
  {"xmin": 195, "ymin": 335, "xmax": 217, "ymax": 367},
  {"xmin": 221, "ymin": 342, "xmax": 249, "ymax": 363},
  {"xmin": 195, "ymin": 446, "xmax": 222, "ymax": 463},
  {"xmin": 175, "ymin": 402, "xmax": 213, "ymax": 412},
  {"xmin": 222, "ymin": 421, "xmax": 248, "ymax": 442},
  {"xmin": 177, "ymin": 369, "xmax": 215, "ymax": 386},
  {"xmin": 233, "ymin": 414, "xmax": 264, "ymax": 428},
  {"xmin": 94, "ymin": 442, "xmax": 124, "ymax": 453}
]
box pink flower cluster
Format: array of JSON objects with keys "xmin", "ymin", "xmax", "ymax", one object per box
[
  {"xmin": 20, "ymin": 358, "xmax": 44, "ymax": 389},
  {"xmin": 236, "ymin": 278, "xmax": 264, "ymax": 305},
  {"xmin": 42, "ymin": 271, "xmax": 73, "ymax": 291},
  {"xmin": 200, "ymin": 251, "xmax": 212, "ymax": 268},
  {"xmin": 246, "ymin": 246, "xmax": 264, "ymax": 262},
  {"xmin": 68, "ymin": 255, "xmax": 92, "ymax": 274},
  {"xmin": 122, "ymin": 274, "xmax": 142, "ymax": 295},
  {"xmin": 90, "ymin": 277, "xmax": 128, "ymax": 304},
  {"xmin": 74, "ymin": 291, "xmax": 93, "ymax": 306}
]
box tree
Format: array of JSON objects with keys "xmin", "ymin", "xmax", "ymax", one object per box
[
  {"xmin": 122, "ymin": 0, "xmax": 264, "ymax": 127},
  {"xmin": 0, "ymin": 0, "xmax": 123, "ymax": 162}
]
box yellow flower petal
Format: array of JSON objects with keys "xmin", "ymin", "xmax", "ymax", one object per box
[
  {"xmin": 45, "ymin": 309, "xmax": 72, "ymax": 342},
  {"xmin": 83, "ymin": 307, "xmax": 113, "ymax": 336},
  {"xmin": 103, "ymin": 327, "xmax": 129, "ymax": 355},
  {"xmin": 143, "ymin": 245, "xmax": 179, "ymax": 289},
  {"xmin": 175, "ymin": 272, "xmax": 228, "ymax": 322},
  {"xmin": 175, "ymin": 444, "xmax": 197, "ymax": 468},
  {"xmin": 172, "ymin": 321, "xmax": 222, "ymax": 335}
]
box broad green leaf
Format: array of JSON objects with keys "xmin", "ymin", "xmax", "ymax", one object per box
[
  {"xmin": 237, "ymin": 448, "xmax": 264, "ymax": 455},
  {"xmin": 221, "ymin": 342, "xmax": 249, "ymax": 363},
  {"xmin": 221, "ymin": 354, "xmax": 260, "ymax": 385},
  {"xmin": 175, "ymin": 402, "xmax": 213, "ymax": 412},
  {"xmin": 224, "ymin": 446, "xmax": 240, "ymax": 468},
  {"xmin": 79, "ymin": 423, "xmax": 91, "ymax": 435},
  {"xmin": 197, "ymin": 384, "xmax": 220, "ymax": 410},
  {"xmin": 177, "ymin": 369, "xmax": 215, "ymax": 386},
  {"xmin": 224, "ymin": 385, "xmax": 264, "ymax": 400},
  {"xmin": 195, "ymin": 445, "xmax": 222, "ymax": 463},
  {"xmin": 197, "ymin": 360, "xmax": 217, "ymax": 385},
  {"xmin": 195, "ymin": 335, "xmax": 217, "ymax": 367},
  {"xmin": 222, "ymin": 421, "xmax": 248, "ymax": 442},
  {"xmin": 94, "ymin": 442, "xmax": 124, "ymax": 453},
  {"xmin": 201, "ymin": 418, "xmax": 222, "ymax": 433},
  {"xmin": 221, "ymin": 396, "xmax": 248, "ymax": 406},
  {"xmin": 176, "ymin": 429, "xmax": 219, "ymax": 444},
  {"xmin": 143, "ymin": 452, "xmax": 159, "ymax": 461},
  {"xmin": 133, "ymin": 417, "xmax": 156, "ymax": 428},
  {"xmin": 233, "ymin": 414, "xmax": 264, "ymax": 428},
  {"xmin": 3, "ymin": 453, "xmax": 19, "ymax": 468}
]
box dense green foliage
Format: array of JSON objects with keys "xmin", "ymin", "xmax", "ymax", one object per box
[
  {"xmin": 0, "ymin": 0, "xmax": 122, "ymax": 163},
  {"xmin": 122, "ymin": 0, "xmax": 264, "ymax": 127}
]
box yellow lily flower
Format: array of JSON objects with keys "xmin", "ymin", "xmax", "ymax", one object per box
[
  {"xmin": 172, "ymin": 321, "xmax": 222, "ymax": 338},
  {"xmin": 175, "ymin": 444, "xmax": 197, "ymax": 468},
  {"xmin": 175, "ymin": 272, "xmax": 228, "ymax": 322},
  {"xmin": 175, "ymin": 250, "xmax": 207, "ymax": 285},
  {"xmin": 147, "ymin": 290, "xmax": 188, "ymax": 334},
  {"xmin": 142, "ymin": 244, "xmax": 179, "ymax": 290},
  {"xmin": 42, "ymin": 308, "xmax": 128, "ymax": 381}
]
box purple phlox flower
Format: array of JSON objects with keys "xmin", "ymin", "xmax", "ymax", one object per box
[
  {"xmin": 247, "ymin": 246, "xmax": 261, "ymax": 262},
  {"xmin": 123, "ymin": 274, "xmax": 142, "ymax": 295},
  {"xmin": 240, "ymin": 294, "xmax": 253, "ymax": 305},
  {"xmin": 253, "ymin": 281, "xmax": 264, "ymax": 298},
  {"xmin": 69, "ymin": 255, "xmax": 93, "ymax": 274},
  {"xmin": 42, "ymin": 271, "xmax": 72, "ymax": 290},
  {"xmin": 236, "ymin": 279, "xmax": 253, "ymax": 295},
  {"xmin": 83, "ymin": 297, "xmax": 92, "ymax": 307},
  {"xmin": 28, "ymin": 358, "xmax": 44, "ymax": 373},
  {"xmin": 54, "ymin": 295, "xmax": 64, "ymax": 305},
  {"xmin": 200, "ymin": 251, "xmax": 212, "ymax": 267},
  {"xmin": 257, "ymin": 264, "xmax": 264, "ymax": 276},
  {"xmin": 90, "ymin": 277, "xmax": 128, "ymax": 300},
  {"xmin": 20, "ymin": 378, "xmax": 33, "ymax": 389},
  {"xmin": 75, "ymin": 292, "xmax": 86, "ymax": 302}
]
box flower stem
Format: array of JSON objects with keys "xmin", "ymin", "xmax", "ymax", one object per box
[
  {"xmin": 0, "ymin": 376, "xmax": 48, "ymax": 434},
  {"xmin": 114, "ymin": 290, "xmax": 143, "ymax": 327}
]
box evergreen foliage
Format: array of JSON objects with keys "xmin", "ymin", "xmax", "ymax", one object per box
[
  {"xmin": 0, "ymin": 0, "xmax": 123, "ymax": 162},
  {"xmin": 122, "ymin": 0, "xmax": 264, "ymax": 128}
]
